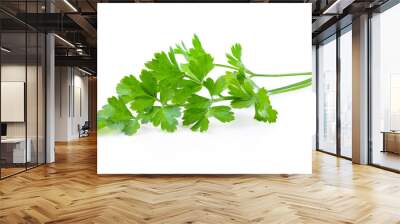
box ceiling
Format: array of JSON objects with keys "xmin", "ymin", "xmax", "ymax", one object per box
[{"xmin": 0, "ymin": 0, "xmax": 393, "ymax": 74}]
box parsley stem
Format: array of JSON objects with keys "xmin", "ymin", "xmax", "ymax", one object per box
[
  {"xmin": 214, "ymin": 63, "xmax": 312, "ymax": 78},
  {"xmin": 248, "ymin": 71, "xmax": 312, "ymax": 78},
  {"xmin": 213, "ymin": 96, "xmax": 236, "ymax": 102},
  {"xmin": 214, "ymin": 63, "xmax": 237, "ymax": 70},
  {"xmin": 268, "ymin": 78, "xmax": 312, "ymax": 95},
  {"xmin": 166, "ymin": 96, "xmax": 235, "ymax": 108},
  {"xmin": 183, "ymin": 74, "xmax": 202, "ymax": 84}
]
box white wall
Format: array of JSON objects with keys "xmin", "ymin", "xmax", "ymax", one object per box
[
  {"xmin": 71, "ymin": 72, "xmax": 89, "ymax": 138},
  {"xmin": 55, "ymin": 67, "xmax": 89, "ymax": 141},
  {"xmin": 55, "ymin": 66, "xmax": 69, "ymax": 141}
]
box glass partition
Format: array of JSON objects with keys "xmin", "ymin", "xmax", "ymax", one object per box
[
  {"xmin": 27, "ymin": 30, "xmax": 38, "ymax": 169},
  {"xmin": 339, "ymin": 28, "xmax": 352, "ymax": 158},
  {"xmin": 318, "ymin": 36, "xmax": 337, "ymax": 155},
  {"xmin": 38, "ymin": 32, "xmax": 45, "ymax": 165},
  {"xmin": 1, "ymin": 31, "xmax": 28, "ymax": 177},
  {"xmin": 370, "ymin": 4, "xmax": 400, "ymax": 171},
  {"xmin": 0, "ymin": 2, "xmax": 46, "ymax": 179}
]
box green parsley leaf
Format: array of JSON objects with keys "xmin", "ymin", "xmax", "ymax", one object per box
[
  {"xmin": 177, "ymin": 35, "xmax": 214, "ymax": 82},
  {"xmin": 116, "ymin": 75, "xmax": 147, "ymax": 103},
  {"xmin": 231, "ymin": 43, "xmax": 242, "ymax": 60},
  {"xmin": 213, "ymin": 76, "xmax": 226, "ymax": 96},
  {"xmin": 97, "ymin": 96, "xmax": 140, "ymax": 135},
  {"xmin": 130, "ymin": 96, "xmax": 155, "ymax": 111},
  {"xmin": 183, "ymin": 108, "xmax": 209, "ymax": 132},
  {"xmin": 209, "ymin": 106, "xmax": 234, "ymax": 123},
  {"xmin": 171, "ymin": 79, "xmax": 202, "ymax": 105},
  {"xmin": 159, "ymin": 80, "xmax": 176, "ymax": 104},
  {"xmin": 185, "ymin": 94, "xmax": 211, "ymax": 109},
  {"xmin": 143, "ymin": 48, "xmax": 189, "ymax": 105},
  {"xmin": 191, "ymin": 116, "xmax": 209, "ymax": 132},
  {"xmin": 151, "ymin": 106, "xmax": 181, "ymax": 132},
  {"xmin": 122, "ymin": 120, "xmax": 141, "ymax": 135},
  {"xmin": 226, "ymin": 43, "xmax": 244, "ymax": 70},
  {"xmin": 139, "ymin": 70, "xmax": 158, "ymax": 97},
  {"xmin": 204, "ymin": 77, "xmax": 226, "ymax": 96},
  {"xmin": 137, "ymin": 106, "xmax": 158, "ymax": 124},
  {"xmin": 254, "ymin": 88, "xmax": 278, "ymax": 123},
  {"xmin": 183, "ymin": 96, "xmax": 234, "ymax": 132},
  {"xmin": 227, "ymin": 76, "xmax": 254, "ymax": 108},
  {"xmin": 203, "ymin": 78, "xmax": 215, "ymax": 96},
  {"xmin": 225, "ymin": 73, "xmax": 258, "ymax": 109},
  {"xmin": 144, "ymin": 50, "xmax": 182, "ymax": 81},
  {"xmin": 182, "ymin": 95, "xmax": 211, "ymax": 132}
]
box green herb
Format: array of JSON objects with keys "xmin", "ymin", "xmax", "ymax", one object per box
[{"xmin": 98, "ymin": 34, "xmax": 312, "ymax": 135}]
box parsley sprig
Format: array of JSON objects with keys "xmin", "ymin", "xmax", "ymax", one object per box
[{"xmin": 98, "ymin": 34, "xmax": 311, "ymax": 135}]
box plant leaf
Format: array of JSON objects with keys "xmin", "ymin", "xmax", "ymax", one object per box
[
  {"xmin": 116, "ymin": 75, "xmax": 147, "ymax": 102},
  {"xmin": 209, "ymin": 106, "xmax": 234, "ymax": 123},
  {"xmin": 231, "ymin": 43, "xmax": 242, "ymax": 60},
  {"xmin": 122, "ymin": 120, "xmax": 141, "ymax": 135},
  {"xmin": 225, "ymin": 74, "xmax": 257, "ymax": 109},
  {"xmin": 183, "ymin": 96, "xmax": 235, "ymax": 132},
  {"xmin": 183, "ymin": 108, "xmax": 209, "ymax": 132},
  {"xmin": 151, "ymin": 106, "xmax": 181, "ymax": 132},
  {"xmin": 230, "ymin": 98, "xmax": 254, "ymax": 108},
  {"xmin": 137, "ymin": 106, "xmax": 159, "ymax": 124},
  {"xmin": 145, "ymin": 51, "xmax": 182, "ymax": 81},
  {"xmin": 159, "ymin": 81, "xmax": 176, "ymax": 104},
  {"xmin": 213, "ymin": 76, "xmax": 226, "ymax": 95},
  {"xmin": 227, "ymin": 78, "xmax": 251, "ymax": 99},
  {"xmin": 226, "ymin": 43, "xmax": 244, "ymax": 69},
  {"xmin": 254, "ymin": 88, "xmax": 278, "ymax": 123},
  {"xmin": 172, "ymin": 79, "xmax": 202, "ymax": 104},
  {"xmin": 185, "ymin": 94, "xmax": 211, "ymax": 109},
  {"xmin": 204, "ymin": 77, "xmax": 226, "ymax": 96},
  {"xmin": 97, "ymin": 96, "xmax": 140, "ymax": 135},
  {"xmin": 144, "ymin": 49, "xmax": 186, "ymax": 104},
  {"xmin": 184, "ymin": 35, "xmax": 215, "ymax": 81},
  {"xmin": 130, "ymin": 96, "xmax": 155, "ymax": 111},
  {"xmin": 203, "ymin": 78, "xmax": 215, "ymax": 96},
  {"xmin": 192, "ymin": 34, "xmax": 203, "ymax": 50},
  {"xmin": 182, "ymin": 95, "xmax": 211, "ymax": 132},
  {"xmin": 139, "ymin": 70, "xmax": 158, "ymax": 97},
  {"xmin": 191, "ymin": 116, "xmax": 209, "ymax": 132}
]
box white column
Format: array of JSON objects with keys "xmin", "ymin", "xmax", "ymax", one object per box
[
  {"xmin": 352, "ymin": 14, "xmax": 369, "ymax": 164},
  {"xmin": 45, "ymin": 0, "xmax": 56, "ymax": 163},
  {"xmin": 46, "ymin": 33, "xmax": 55, "ymax": 163}
]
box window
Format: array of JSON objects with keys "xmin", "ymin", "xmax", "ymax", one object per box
[
  {"xmin": 339, "ymin": 28, "xmax": 352, "ymax": 158},
  {"xmin": 0, "ymin": 2, "xmax": 46, "ymax": 179},
  {"xmin": 318, "ymin": 36, "xmax": 337, "ymax": 154},
  {"xmin": 370, "ymin": 3, "xmax": 400, "ymax": 171}
]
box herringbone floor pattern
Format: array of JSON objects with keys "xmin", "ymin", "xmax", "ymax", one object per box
[{"xmin": 1, "ymin": 135, "xmax": 400, "ymax": 223}]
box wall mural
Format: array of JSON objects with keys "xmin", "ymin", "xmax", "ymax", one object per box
[{"xmin": 97, "ymin": 3, "xmax": 313, "ymax": 174}]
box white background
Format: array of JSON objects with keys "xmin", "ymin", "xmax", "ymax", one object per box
[{"xmin": 98, "ymin": 3, "xmax": 313, "ymax": 174}]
